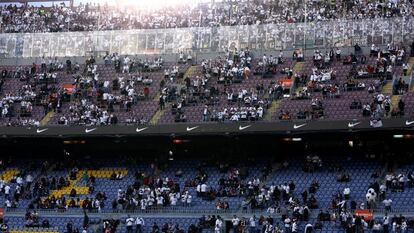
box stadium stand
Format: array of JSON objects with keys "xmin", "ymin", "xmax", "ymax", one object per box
[
  {"xmin": 1, "ymin": 0, "xmax": 414, "ymax": 232},
  {"xmin": 0, "ymin": 151, "xmax": 412, "ymax": 232},
  {"xmin": 0, "ymin": 43, "xmax": 413, "ymax": 126},
  {"xmin": 0, "ymin": 0, "xmax": 413, "ymax": 33}
]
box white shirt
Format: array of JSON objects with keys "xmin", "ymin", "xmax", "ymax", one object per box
[
  {"xmin": 156, "ymin": 196, "xmax": 164, "ymax": 205},
  {"xmin": 292, "ymin": 222, "xmax": 298, "ymax": 232},
  {"xmin": 170, "ymin": 196, "xmax": 177, "ymax": 206},
  {"xmin": 383, "ymin": 216, "xmax": 389, "ymax": 225},
  {"xmin": 232, "ymin": 217, "xmax": 240, "ymax": 226},
  {"xmin": 383, "ymin": 199, "xmax": 392, "ymax": 207},
  {"xmin": 216, "ymin": 219, "xmax": 223, "ymax": 228},
  {"xmin": 4, "ymin": 185, "xmax": 10, "ymax": 194},
  {"xmin": 343, "ymin": 188, "xmax": 350, "ymax": 195},
  {"xmin": 16, "ymin": 177, "xmax": 23, "ymax": 185},
  {"xmin": 377, "ymin": 94, "xmax": 384, "ymax": 102},
  {"xmin": 265, "ymin": 224, "xmax": 273, "ymax": 233},
  {"xmin": 126, "ymin": 217, "xmax": 135, "ymax": 226},
  {"xmin": 201, "ymin": 184, "xmax": 207, "ymax": 192},
  {"xmin": 249, "ymin": 217, "xmax": 256, "ymax": 227},
  {"xmin": 215, "ymin": 225, "xmax": 221, "ymax": 233},
  {"xmin": 135, "ymin": 217, "xmax": 144, "ymax": 225},
  {"xmin": 5, "ymin": 200, "xmax": 11, "ymax": 207},
  {"xmin": 186, "ymin": 195, "xmax": 192, "ymax": 204}
]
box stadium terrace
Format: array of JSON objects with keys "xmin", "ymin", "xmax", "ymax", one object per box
[{"xmin": 0, "ymin": 0, "xmax": 414, "ymax": 232}]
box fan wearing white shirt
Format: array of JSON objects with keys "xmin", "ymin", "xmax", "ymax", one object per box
[
  {"xmin": 0, "ymin": 178, "xmax": 4, "ymax": 191},
  {"xmin": 231, "ymin": 216, "xmax": 240, "ymax": 229},
  {"xmin": 265, "ymin": 223, "xmax": 273, "ymax": 233},
  {"xmin": 284, "ymin": 217, "xmax": 292, "ymax": 232},
  {"xmin": 170, "ymin": 194, "xmax": 177, "ymax": 206},
  {"xmin": 215, "ymin": 217, "xmax": 223, "ymax": 233},
  {"xmin": 156, "ymin": 196, "xmax": 164, "ymax": 206},
  {"xmin": 186, "ymin": 194, "xmax": 192, "ymax": 206},
  {"xmin": 383, "ymin": 199, "xmax": 392, "ymax": 212},
  {"xmin": 4, "ymin": 185, "xmax": 10, "ymax": 198},
  {"xmin": 5, "ymin": 199, "xmax": 11, "ymax": 208},
  {"xmin": 125, "ymin": 215, "xmax": 135, "ymax": 233},
  {"xmin": 140, "ymin": 199, "xmax": 147, "ymax": 210},
  {"xmin": 343, "ymin": 187, "xmax": 350, "ymax": 199},
  {"xmin": 196, "ymin": 184, "xmax": 201, "ymax": 196},
  {"xmin": 214, "ymin": 224, "xmax": 221, "ymax": 233},
  {"xmin": 249, "ymin": 216, "xmax": 256, "ymax": 232},
  {"xmin": 16, "ymin": 176, "xmax": 23, "ymax": 185},
  {"xmin": 383, "ymin": 214, "xmax": 390, "ymax": 232},
  {"xmin": 292, "ymin": 220, "xmax": 299, "ymax": 233},
  {"xmin": 135, "ymin": 217, "xmax": 144, "ymax": 233},
  {"xmin": 200, "ymin": 183, "xmax": 207, "ymax": 197}
]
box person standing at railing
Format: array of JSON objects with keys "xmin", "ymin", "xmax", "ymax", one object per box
[
  {"xmin": 126, "ymin": 215, "xmax": 135, "ymax": 233},
  {"xmin": 135, "ymin": 217, "xmax": 144, "ymax": 233},
  {"xmin": 249, "ymin": 216, "xmax": 257, "ymax": 233},
  {"xmin": 383, "ymin": 214, "xmax": 390, "ymax": 233},
  {"xmin": 231, "ymin": 215, "xmax": 240, "ymax": 232},
  {"xmin": 215, "ymin": 216, "xmax": 223, "ymax": 233}
]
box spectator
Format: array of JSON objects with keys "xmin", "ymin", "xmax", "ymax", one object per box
[
  {"xmin": 383, "ymin": 198, "xmax": 393, "ymax": 212},
  {"xmin": 135, "ymin": 217, "xmax": 144, "ymax": 233},
  {"xmin": 126, "ymin": 215, "xmax": 135, "ymax": 233}
]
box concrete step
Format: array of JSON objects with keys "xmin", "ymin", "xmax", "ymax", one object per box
[
  {"xmin": 39, "ymin": 111, "xmax": 55, "ymax": 126},
  {"xmin": 382, "ymin": 81, "xmax": 393, "ymax": 95},
  {"xmin": 263, "ymin": 99, "xmax": 282, "ymax": 121}
]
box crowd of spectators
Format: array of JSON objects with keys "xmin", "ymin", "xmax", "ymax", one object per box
[
  {"xmin": 25, "ymin": 162, "xmax": 107, "ymax": 211},
  {"xmin": 0, "ymin": 83, "xmax": 40, "ymax": 126},
  {"xmin": 0, "ymin": 53, "xmax": 176, "ymax": 126},
  {"xmin": 281, "ymin": 42, "xmax": 409, "ymax": 121},
  {"xmin": 0, "ymin": 58, "xmax": 67, "ymax": 126},
  {"xmin": 193, "ymin": 50, "xmax": 288, "ymax": 122},
  {"xmin": 1, "ymin": 0, "xmax": 414, "ymax": 33},
  {"xmin": 6, "ymin": 211, "xmax": 414, "ymax": 233},
  {"xmin": 111, "ymin": 172, "xmax": 193, "ymax": 211},
  {"xmin": 0, "ymin": 166, "xmax": 36, "ymax": 210},
  {"xmin": 0, "ymin": 41, "xmax": 413, "ymax": 126},
  {"xmin": 1, "ymin": 153, "xmax": 414, "ymax": 233}
]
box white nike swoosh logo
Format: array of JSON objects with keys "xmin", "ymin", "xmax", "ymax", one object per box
[
  {"xmin": 293, "ymin": 123, "xmax": 306, "ymax": 129},
  {"xmin": 239, "ymin": 125, "xmax": 251, "ymax": 130},
  {"xmin": 85, "ymin": 128, "xmax": 97, "ymax": 133},
  {"xmin": 348, "ymin": 122, "xmax": 361, "ymax": 128},
  {"xmin": 406, "ymin": 120, "xmax": 414, "ymax": 126},
  {"xmin": 136, "ymin": 127, "xmax": 148, "ymax": 133},
  {"xmin": 36, "ymin": 128, "xmax": 48, "ymax": 133},
  {"xmin": 186, "ymin": 126, "xmax": 199, "ymax": 132}
]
